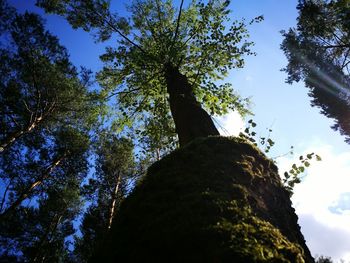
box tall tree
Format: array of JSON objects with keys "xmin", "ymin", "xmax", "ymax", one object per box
[
  {"xmin": 93, "ymin": 135, "xmax": 135, "ymax": 230},
  {"xmin": 0, "ymin": 126, "xmax": 90, "ymax": 219},
  {"xmin": 281, "ymin": 0, "xmax": 350, "ymax": 143},
  {"xmin": 37, "ymin": 0, "xmax": 260, "ymax": 146},
  {"xmin": 0, "ymin": 2, "xmax": 99, "ymax": 153},
  {"xmin": 0, "ymin": 1, "xmax": 97, "ymax": 219},
  {"xmin": 74, "ymin": 135, "xmax": 135, "ymax": 262}
]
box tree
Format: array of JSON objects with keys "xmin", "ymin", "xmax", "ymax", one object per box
[
  {"xmin": 0, "ymin": 0, "xmax": 102, "ymax": 219},
  {"xmin": 315, "ymin": 255, "xmax": 333, "ymax": 263},
  {"xmin": 0, "ymin": 126, "xmax": 90, "ymax": 219},
  {"xmin": 37, "ymin": 0, "xmax": 260, "ymax": 146},
  {"xmin": 73, "ymin": 204, "xmax": 108, "ymax": 263},
  {"xmin": 0, "ymin": 178, "xmax": 82, "ymax": 262},
  {"xmin": 73, "ymin": 135, "xmax": 135, "ymax": 262},
  {"xmin": 93, "ymin": 135, "xmax": 135, "ymax": 230},
  {"xmin": 281, "ymin": 0, "xmax": 350, "ymax": 143},
  {"xmin": 0, "ymin": 1, "xmax": 99, "ymax": 153}
]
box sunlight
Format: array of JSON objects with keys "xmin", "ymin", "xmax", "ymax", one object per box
[
  {"xmin": 296, "ymin": 52, "xmax": 350, "ymax": 102},
  {"xmin": 215, "ymin": 111, "xmax": 245, "ymax": 136}
]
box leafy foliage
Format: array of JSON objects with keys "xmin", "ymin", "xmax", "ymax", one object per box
[
  {"xmin": 0, "ymin": 3, "xmax": 99, "ymax": 260},
  {"xmin": 282, "ymin": 152, "xmax": 322, "ymax": 195},
  {"xmin": 0, "ymin": 0, "xmax": 100, "ymax": 209},
  {"xmin": 239, "ymin": 119, "xmax": 322, "ymax": 195},
  {"xmin": 239, "ymin": 119, "xmax": 276, "ymax": 154},
  {"xmin": 315, "ymin": 255, "xmax": 334, "ymax": 263},
  {"xmin": 0, "ymin": 178, "xmax": 82, "ymax": 262},
  {"xmin": 0, "ymin": 6, "xmax": 100, "ymax": 153},
  {"xmin": 37, "ymin": 0, "xmax": 261, "ymax": 149},
  {"xmin": 83, "ymin": 134, "xmax": 135, "ymax": 207},
  {"xmin": 281, "ymin": 0, "xmax": 350, "ymax": 143}
]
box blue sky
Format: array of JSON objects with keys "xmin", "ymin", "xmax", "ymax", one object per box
[{"xmin": 9, "ymin": 0, "xmax": 350, "ymax": 261}]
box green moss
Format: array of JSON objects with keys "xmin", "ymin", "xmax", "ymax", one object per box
[{"xmin": 91, "ymin": 136, "xmax": 309, "ymax": 263}]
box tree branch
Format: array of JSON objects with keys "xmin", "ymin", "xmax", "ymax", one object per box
[
  {"xmin": 173, "ymin": 0, "xmax": 184, "ymax": 44},
  {"xmin": 82, "ymin": 2, "xmax": 149, "ymax": 57},
  {"xmin": 322, "ymin": 43, "xmax": 350, "ymax": 49},
  {"xmin": 104, "ymin": 87, "xmax": 141, "ymax": 101}
]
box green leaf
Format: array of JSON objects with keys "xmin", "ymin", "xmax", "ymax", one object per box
[
  {"xmin": 306, "ymin": 153, "xmax": 313, "ymax": 159},
  {"xmin": 267, "ymin": 138, "xmax": 274, "ymax": 146}
]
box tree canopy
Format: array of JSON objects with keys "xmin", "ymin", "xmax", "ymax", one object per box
[
  {"xmin": 37, "ymin": 0, "xmax": 261, "ymax": 147},
  {"xmin": 281, "ymin": 0, "xmax": 350, "ymax": 143},
  {"xmin": 0, "ymin": 1, "xmax": 100, "ymax": 153},
  {"xmin": 0, "ymin": 2, "xmax": 101, "ymax": 260}
]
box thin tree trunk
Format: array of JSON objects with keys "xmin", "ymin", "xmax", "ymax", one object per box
[
  {"xmin": 107, "ymin": 172, "xmax": 122, "ymax": 230},
  {"xmin": 0, "ymin": 116, "xmax": 43, "ymax": 153},
  {"xmin": 0, "ymin": 155, "xmax": 65, "ymax": 219},
  {"xmin": 33, "ymin": 213, "xmax": 63, "ymax": 263},
  {"xmin": 156, "ymin": 148, "xmax": 161, "ymax": 161},
  {"xmin": 164, "ymin": 64, "xmax": 219, "ymax": 147}
]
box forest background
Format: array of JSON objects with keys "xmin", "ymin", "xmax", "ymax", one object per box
[{"xmin": 3, "ymin": 0, "xmax": 350, "ymax": 261}]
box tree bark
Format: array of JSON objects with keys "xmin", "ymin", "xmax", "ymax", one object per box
[
  {"xmin": 164, "ymin": 64, "xmax": 219, "ymax": 147},
  {"xmin": 107, "ymin": 172, "xmax": 122, "ymax": 230},
  {"xmin": 0, "ymin": 154, "xmax": 65, "ymax": 219}
]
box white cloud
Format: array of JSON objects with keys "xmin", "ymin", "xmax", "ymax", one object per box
[
  {"xmin": 298, "ymin": 214, "xmax": 350, "ymax": 262},
  {"xmin": 215, "ymin": 111, "xmax": 245, "ymax": 136},
  {"xmin": 277, "ymin": 142, "xmax": 350, "ymax": 262}
]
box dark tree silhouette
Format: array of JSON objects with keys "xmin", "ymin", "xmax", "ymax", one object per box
[{"xmin": 281, "ymin": 0, "xmax": 350, "ymax": 143}]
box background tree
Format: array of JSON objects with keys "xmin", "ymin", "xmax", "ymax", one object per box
[
  {"xmin": 0, "ymin": 3, "xmax": 100, "ymax": 260},
  {"xmin": 0, "ymin": 126, "xmax": 90, "ymax": 219},
  {"xmin": 0, "ymin": 2, "xmax": 99, "ymax": 153},
  {"xmin": 37, "ymin": 0, "xmax": 260, "ymax": 146},
  {"xmin": 0, "ymin": 0, "xmax": 100, "ymax": 217},
  {"xmin": 73, "ymin": 135, "xmax": 135, "ymax": 262},
  {"xmin": 281, "ymin": 0, "xmax": 350, "ymax": 143},
  {"xmin": 0, "ymin": 178, "xmax": 82, "ymax": 262},
  {"xmin": 315, "ymin": 255, "xmax": 333, "ymax": 263}
]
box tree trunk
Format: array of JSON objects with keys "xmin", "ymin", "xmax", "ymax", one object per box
[
  {"xmin": 0, "ymin": 154, "xmax": 65, "ymax": 219},
  {"xmin": 164, "ymin": 64, "xmax": 219, "ymax": 147},
  {"xmin": 0, "ymin": 116, "xmax": 43, "ymax": 153},
  {"xmin": 33, "ymin": 213, "xmax": 63, "ymax": 263},
  {"xmin": 107, "ymin": 172, "xmax": 122, "ymax": 230}
]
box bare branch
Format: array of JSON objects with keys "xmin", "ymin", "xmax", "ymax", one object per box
[
  {"xmin": 322, "ymin": 43, "xmax": 350, "ymax": 49},
  {"xmin": 85, "ymin": 3, "xmax": 149, "ymax": 56},
  {"xmin": 173, "ymin": 0, "xmax": 184, "ymax": 44},
  {"xmin": 341, "ymin": 48, "xmax": 350, "ymax": 69}
]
